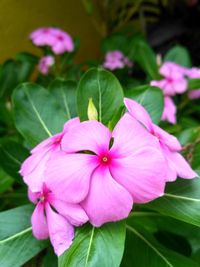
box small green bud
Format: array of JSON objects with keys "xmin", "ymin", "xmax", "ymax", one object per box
[{"xmin": 87, "ymin": 98, "xmax": 98, "ymax": 121}]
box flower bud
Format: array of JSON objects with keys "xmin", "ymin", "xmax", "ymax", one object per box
[{"xmin": 87, "ymin": 98, "xmax": 98, "ymax": 121}]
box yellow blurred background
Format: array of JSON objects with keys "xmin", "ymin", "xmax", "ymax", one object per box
[{"xmin": 0, "ymin": 0, "xmax": 101, "ymax": 62}]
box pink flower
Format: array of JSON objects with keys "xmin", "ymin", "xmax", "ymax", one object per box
[
  {"xmin": 30, "ymin": 27, "xmax": 56, "ymax": 47},
  {"xmin": 151, "ymin": 62, "xmax": 187, "ymax": 96},
  {"xmin": 50, "ymin": 28, "xmax": 74, "ymax": 54},
  {"xmin": 162, "ymin": 96, "xmax": 177, "ymax": 124},
  {"xmin": 188, "ymin": 89, "xmax": 200, "ymax": 99},
  {"xmin": 20, "ymin": 118, "xmax": 80, "ymax": 192},
  {"xmin": 103, "ymin": 50, "xmax": 133, "ymax": 70},
  {"xmin": 45, "ymin": 117, "xmax": 167, "ymax": 227},
  {"xmin": 124, "ymin": 98, "xmax": 197, "ymax": 182},
  {"xmin": 29, "ymin": 183, "xmax": 88, "ymax": 256},
  {"xmin": 30, "ymin": 27, "xmax": 74, "ymax": 54},
  {"xmin": 185, "ymin": 67, "xmax": 200, "ymax": 79},
  {"xmin": 38, "ymin": 55, "xmax": 55, "ymax": 75}
]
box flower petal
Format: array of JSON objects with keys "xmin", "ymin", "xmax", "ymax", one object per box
[
  {"xmin": 165, "ymin": 149, "xmax": 197, "ymax": 179},
  {"xmin": 31, "ymin": 202, "xmax": 49, "ymax": 239},
  {"xmin": 162, "ymin": 96, "xmax": 176, "ymax": 124},
  {"xmin": 45, "ymin": 152, "xmax": 98, "ymax": 203},
  {"xmin": 153, "ymin": 124, "xmax": 182, "ymax": 151},
  {"xmin": 124, "ymin": 98, "xmax": 153, "ymax": 131},
  {"xmin": 110, "ymin": 147, "xmax": 167, "ymax": 203},
  {"xmin": 61, "ymin": 120, "xmax": 111, "ymax": 154},
  {"xmin": 63, "ymin": 117, "xmax": 80, "ymax": 133},
  {"xmin": 45, "ymin": 203, "xmax": 74, "ymax": 256},
  {"xmin": 81, "ymin": 166, "xmax": 133, "ymax": 227},
  {"xmin": 111, "ymin": 113, "xmax": 159, "ymax": 157},
  {"xmin": 28, "ymin": 189, "xmax": 39, "ymax": 204},
  {"xmin": 51, "ymin": 197, "xmax": 88, "ymax": 226}
]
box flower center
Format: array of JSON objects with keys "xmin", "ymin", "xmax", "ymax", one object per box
[
  {"xmin": 39, "ymin": 195, "xmax": 45, "ymax": 202},
  {"xmin": 99, "ymin": 153, "xmax": 111, "ymax": 165},
  {"xmin": 102, "ymin": 156, "xmax": 108, "ymax": 162},
  {"xmin": 167, "ymin": 77, "xmax": 173, "ymax": 83}
]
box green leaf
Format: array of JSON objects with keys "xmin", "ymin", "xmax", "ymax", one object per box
[
  {"xmin": 77, "ymin": 68, "xmax": 124, "ymax": 124},
  {"xmin": 121, "ymin": 216, "xmax": 199, "ymax": 267},
  {"xmin": 0, "ymin": 140, "xmax": 29, "ymax": 183},
  {"xmin": 164, "ymin": 45, "xmax": 192, "ymax": 67},
  {"xmin": 0, "ymin": 167, "xmax": 13, "ymax": 193},
  {"xmin": 144, "ymin": 177, "xmax": 200, "ymax": 228},
  {"xmin": 49, "ymin": 78, "xmax": 77, "ymax": 119},
  {"xmin": 12, "ymin": 83, "xmax": 68, "ymax": 147},
  {"xmin": 128, "ymin": 35, "xmax": 159, "ymax": 79},
  {"xmin": 188, "ymin": 79, "xmax": 200, "ymax": 90},
  {"xmin": 42, "ymin": 248, "xmax": 58, "ymax": 267},
  {"xmin": 125, "ymin": 85, "xmax": 164, "ymax": 124},
  {"xmin": 0, "ymin": 205, "xmax": 48, "ymax": 267},
  {"xmin": 59, "ymin": 221, "xmax": 126, "ymax": 267}
]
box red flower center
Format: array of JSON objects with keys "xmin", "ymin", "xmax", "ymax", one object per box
[{"xmin": 99, "ymin": 153, "xmax": 111, "ymax": 165}]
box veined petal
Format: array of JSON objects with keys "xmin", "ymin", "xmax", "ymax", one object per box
[
  {"xmin": 45, "ymin": 203, "xmax": 74, "ymax": 256},
  {"xmin": 45, "ymin": 152, "xmax": 98, "ymax": 203},
  {"xmin": 81, "ymin": 166, "xmax": 133, "ymax": 227},
  {"xmin": 61, "ymin": 120, "xmax": 111, "ymax": 155},
  {"xmin": 124, "ymin": 98, "xmax": 153, "ymax": 132},
  {"xmin": 165, "ymin": 149, "xmax": 197, "ymax": 179},
  {"xmin": 31, "ymin": 202, "xmax": 49, "ymax": 239},
  {"xmin": 111, "ymin": 113, "xmax": 159, "ymax": 157},
  {"xmin": 110, "ymin": 147, "xmax": 166, "ymax": 203},
  {"xmin": 153, "ymin": 124, "xmax": 182, "ymax": 151},
  {"xmin": 51, "ymin": 197, "xmax": 88, "ymax": 226}
]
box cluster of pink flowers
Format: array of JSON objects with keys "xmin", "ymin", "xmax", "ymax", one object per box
[
  {"xmin": 30, "ymin": 27, "xmax": 74, "ymax": 55},
  {"xmin": 20, "ymin": 99, "xmax": 196, "ymax": 256},
  {"xmin": 151, "ymin": 62, "xmax": 200, "ymax": 124},
  {"xmin": 38, "ymin": 55, "xmax": 55, "ymax": 75},
  {"xmin": 103, "ymin": 50, "xmax": 133, "ymax": 71}
]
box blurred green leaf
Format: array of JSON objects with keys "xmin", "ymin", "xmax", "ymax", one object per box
[{"xmin": 164, "ymin": 45, "xmax": 192, "ymax": 67}]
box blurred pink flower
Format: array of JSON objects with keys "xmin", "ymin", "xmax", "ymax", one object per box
[
  {"xmin": 151, "ymin": 62, "xmax": 187, "ymax": 96},
  {"xmin": 188, "ymin": 89, "xmax": 200, "ymax": 99},
  {"xmin": 30, "ymin": 27, "xmax": 74, "ymax": 54},
  {"xmin": 45, "ymin": 117, "xmax": 167, "ymax": 227},
  {"xmin": 184, "ymin": 67, "xmax": 200, "ymax": 79},
  {"xmin": 38, "ymin": 55, "xmax": 55, "ymax": 75},
  {"xmin": 20, "ymin": 118, "xmax": 80, "ymax": 192},
  {"xmin": 124, "ymin": 98, "xmax": 196, "ymax": 182},
  {"xmin": 162, "ymin": 96, "xmax": 177, "ymax": 124},
  {"xmin": 29, "ymin": 183, "xmax": 88, "ymax": 256},
  {"xmin": 103, "ymin": 50, "xmax": 133, "ymax": 70}
]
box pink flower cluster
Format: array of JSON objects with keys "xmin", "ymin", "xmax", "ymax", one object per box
[
  {"xmin": 30, "ymin": 27, "xmax": 74, "ymax": 55},
  {"xmin": 20, "ymin": 99, "xmax": 196, "ymax": 256},
  {"xmin": 38, "ymin": 56, "xmax": 55, "ymax": 75},
  {"xmin": 151, "ymin": 62, "xmax": 200, "ymax": 124},
  {"xmin": 103, "ymin": 50, "xmax": 133, "ymax": 71}
]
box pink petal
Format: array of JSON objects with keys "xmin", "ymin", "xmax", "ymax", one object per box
[
  {"xmin": 188, "ymin": 89, "xmax": 200, "ymax": 99},
  {"xmin": 61, "ymin": 120, "xmax": 111, "ymax": 155},
  {"xmin": 31, "ymin": 202, "xmax": 49, "ymax": 239},
  {"xmin": 110, "ymin": 147, "xmax": 167, "ymax": 203},
  {"xmin": 63, "ymin": 117, "xmax": 80, "ymax": 133},
  {"xmin": 173, "ymin": 78, "xmax": 187, "ymax": 94},
  {"xmin": 164, "ymin": 149, "xmax": 197, "ymax": 179},
  {"xmin": 160, "ymin": 62, "xmax": 184, "ymax": 79},
  {"xmin": 153, "ymin": 124, "xmax": 181, "ymax": 151},
  {"xmin": 111, "ymin": 113, "xmax": 159, "ymax": 157},
  {"xmin": 45, "ymin": 152, "xmax": 98, "ymax": 203},
  {"xmin": 124, "ymin": 98, "xmax": 153, "ymax": 132},
  {"xmin": 81, "ymin": 166, "xmax": 133, "ymax": 227},
  {"xmin": 21, "ymin": 150, "xmax": 51, "ymax": 192},
  {"xmin": 28, "ymin": 189, "xmax": 39, "ymax": 204},
  {"xmin": 50, "ymin": 197, "xmax": 88, "ymax": 226},
  {"xmin": 161, "ymin": 96, "xmax": 177, "ymax": 124},
  {"xmin": 45, "ymin": 203, "xmax": 74, "ymax": 256}
]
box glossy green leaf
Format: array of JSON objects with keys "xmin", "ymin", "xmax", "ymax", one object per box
[
  {"xmin": 59, "ymin": 221, "xmax": 126, "ymax": 267},
  {"xmin": 164, "ymin": 45, "xmax": 192, "ymax": 67},
  {"xmin": 188, "ymin": 79, "xmax": 200, "ymax": 90},
  {"xmin": 144, "ymin": 176, "xmax": 200, "ymax": 227},
  {"xmin": 128, "ymin": 35, "xmax": 160, "ymax": 79},
  {"xmin": 49, "ymin": 78, "xmax": 77, "ymax": 119},
  {"xmin": 121, "ymin": 215, "xmax": 199, "ymax": 267},
  {"xmin": 0, "ymin": 205, "xmax": 48, "ymax": 267},
  {"xmin": 12, "ymin": 83, "xmax": 68, "ymax": 147},
  {"xmin": 0, "ymin": 167, "xmax": 13, "ymax": 193},
  {"xmin": 125, "ymin": 85, "xmax": 164, "ymax": 124},
  {"xmin": 0, "ymin": 140, "xmax": 29, "ymax": 183},
  {"xmin": 77, "ymin": 68, "xmax": 124, "ymax": 124}
]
